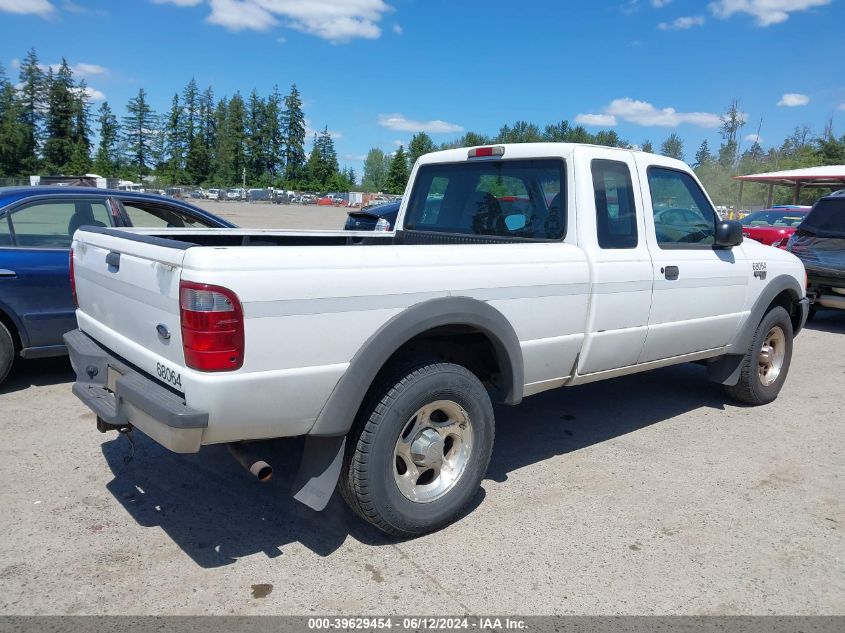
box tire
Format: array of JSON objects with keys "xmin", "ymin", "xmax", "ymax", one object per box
[
  {"xmin": 340, "ymin": 357, "xmax": 495, "ymax": 537},
  {"xmin": 725, "ymin": 306, "xmax": 793, "ymax": 405},
  {"xmin": 0, "ymin": 321, "xmax": 14, "ymax": 386}
]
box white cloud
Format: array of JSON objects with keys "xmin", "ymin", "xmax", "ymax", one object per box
[
  {"xmin": 709, "ymin": 0, "xmax": 831, "ymax": 26},
  {"xmin": 71, "ymin": 62, "xmax": 107, "ymax": 76},
  {"xmin": 838, "ymin": 103, "xmax": 845, "ymax": 111},
  {"xmin": 154, "ymin": 0, "xmax": 393, "ymax": 43},
  {"xmin": 304, "ymin": 119, "xmax": 343, "ymax": 140},
  {"xmin": 777, "ymin": 92, "xmax": 810, "ymax": 107},
  {"xmin": 592, "ymin": 97, "xmax": 723, "ymax": 128},
  {"xmin": 0, "ymin": 0, "xmax": 54, "ymax": 15},
  {"xmin": 575, "ymin": 113, "xmax": 618, "ymax": 127},
  {"xmin": 745, "ymin": 133, "xmax": 763, "ymax": 144},
  {"xmin": 73, "ymin": 85, "xmax": 106, "ymax": 101},
  {"xmin": 392, "ymin": 23, "xmax": 402, "ymax": 34},
  {"xmin": 344, "ymin": 153, "xmax": 367, "ymax": 162},
  {"xmin": 652, "ymin": 0, "xmax": 673, "ymax": 6},
  {"xmin": 378, "ymin": 113, "xmax": 463, "ymax": 134},
  {"xmin": 658, "ymin": 15, "xmax": 705, "ymax": 29}
]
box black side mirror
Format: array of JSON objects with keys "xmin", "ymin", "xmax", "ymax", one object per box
[{"xmin": 715, "ymin": 220, "xmax": 743, "ymax": 248}]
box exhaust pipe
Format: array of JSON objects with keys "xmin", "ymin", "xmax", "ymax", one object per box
[
  {"xmin": 226, "ymin": 443, "xmax": 273, "ymax": 482},
  {"xmin": 817, "ymin": 294, "xmax": 845, "ymax": 310}
]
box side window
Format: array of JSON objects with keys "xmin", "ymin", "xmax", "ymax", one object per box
[
  {"xmin": 404, "ymin": 159, "xmax": 565, "ymax": 240},
  {"xmin": 0, "ymin": 214, "xmax": 11, "ymax": 246},
  {"xmin": 9, "ymin": 199, "xmax": 112, "ymax": 248},
  {"xmin": 648, "ymin": 168, "xmax": 716, "ymax": 247},
  {"xmin": 592, "ymin": 159, "xmax": 638, "ymax": 249},
  {"xmin": 121, "ymin": 201, "xmax": 208, "ymax": 228}
]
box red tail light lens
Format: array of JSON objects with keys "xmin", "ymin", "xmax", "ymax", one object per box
[
  {"xmin": 69, "ymin": 249, "xmax": 77, "ymax": 308},
  {"xmin": 179, "ymin": 281, "xmax": 244, "ymax": 371}
]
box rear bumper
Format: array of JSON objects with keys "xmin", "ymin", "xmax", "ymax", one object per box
[{"xmin": 64, "ymin": 329, "xmax": 208, "ymax": 453}]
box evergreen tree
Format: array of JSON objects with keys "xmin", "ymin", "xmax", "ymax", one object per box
[
  {"xmin": 345, "ymin": 166, "xmax": 357, "ymax": 187},
  {"xmin": 164, "ymin": 93, "xmax": 184, "ymax": 183},
  {"xmin": 385, "ymin": 145, "xmax": 410, "ymax": 195},
  {"xmin": 694, "ymin": 140, "xmax": 713, "ymax": 168},
  {"xmin": 718, "ymin": 100, "xmax": 745, "ymax": 168},
  {"xmin": 245, "ymin": 89, "xmax": 268, "ymax": 183},
  {"xmin": 93, "ymin": 101, "xmax": 119, "ymax": 175},
  {"xmin": 282, "ymin": 83, "xmax": 306, "ymax": 183},
  {"xmin": 68, "ymin": 78, "xmax": 92, "ymax": 174},
  {"xmin": 43, "ymin": 60, "xmax": 78, "ymax": 172},
  {"xmin": 408, "ymin": 132, "xmax": 435, "ymax": 167},
  {"xmin": 187, "ymin": 86, "xmax": 214, "ymax": 183},
  {"xmin": 122, "ymin": 88, "xmax": 155, "ymax": 176},
  {"xmin": 304, "ymin": 126, "xmax": 339, "ymax": 188},
  {"xmin": 497, "ymin": 120, "xmax": 542, "ymax": 143},
  {"xmin": 0, "ymin": 65, "xmax": 28, "ymax": 176},
  {"xmin": 182, "ymin": 78, "xmax": 199, "ymax": 147},
  {"xmin": 212, "ymin": 96, "xmax": 232, "ymax": 184},
  {"xmin": 660, "ymin": 133, "xmax": 684, "ymax": 161},
  {"xmin": 362, "ymin": 147, "xmax": 388, "ymax": 192},
  {"xmin": 264, "ymin": 85, "xmax": 284, "ymax": 180},
  {"xmin": 641, "ymin": 140, "xmax": 654, "ymax": 153},
  {"xmin": 227, "ymin": 92, "xmax": 247, "ymax": 186},
  {"xmin": 17, "ymin": 48, "xmax": 46, "ymax": 171}
]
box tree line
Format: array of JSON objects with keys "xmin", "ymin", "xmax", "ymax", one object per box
[
  {"xmin": 0, "ymin": 48, "xmax": 355, "ymax": 191},
  {"xmin": 364, "ymin": 103, "xmax": 845, "ymax": 206}
]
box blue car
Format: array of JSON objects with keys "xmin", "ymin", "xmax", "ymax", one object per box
[
  {"xmin": 343, "ymin": 200, "xmax": 401, "ymax": 232},
  {"xmin": 0, "ymin": 187, "xmax": 235, "ymax": 385}
]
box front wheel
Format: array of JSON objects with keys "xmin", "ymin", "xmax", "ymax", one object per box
[
  {"xmin": 340, "ymin": 358, "xmax": 495, "ymax": 537},
  {"xmin": 725, "ymin": 306, "xmax": 793, "ymax": 405}
]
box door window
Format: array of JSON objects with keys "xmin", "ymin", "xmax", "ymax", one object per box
[
  {"xmin": 8, "ymin": 199, "xmax": 112, "ymax": 248},
  {"xmin": 121, "ymin": 200, "xmax": 210, "ymax": 228},
  {"xmin": 592, "ymin": 160, "xmax": 638, "ymax": 249},
  {"xmin": 648, "ymin": 168, "xmax": 717, "ymax": 247}
]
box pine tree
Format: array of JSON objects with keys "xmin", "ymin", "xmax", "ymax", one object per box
[
  {"xmin": 212, "ymin": 96, "xmax": 232, "ymax": 184},
  {"xmin": 245, "ymin": 89, "xmax": 268, "ymax": 183},
  {"xmin": 408, "ymin": 132, "xmax": 435, "ymax": 167},
  {"xmin": 385, "ymin": 145, "xmax": 410, "ymax": 195},
  {"xmin": 0, "ymin": 65, "xmax": 28, "ymax": 176},
  {"xmin": 718, "ymin": 100, "xmax": 745, "ymax": 168},
  {"xmin": 122, "ymin": 88, "xmax": 155, "ymax": 176},
  {"xmin": 68, "ymin": 78, "xmax": 92, "ymax": 174},
  {"xmin": 282, "ymin": 83, "xmax": 306, "ymax": 183},
  {"xmin": 44, "ymin": 60, "xmax": 76, "ymax": 172},
  {"xmin": 93, "ymin": 101, "xmax": 119, "ymax": 175},
  {"xmin": 641, "ymin": 140, "xmax": 654, "ymax": 153},
  {"xmin": 187, "ymin": 86, "xmax": 214, "ymax": 183},
  {"xmin": 264, "ymin": 85, "xmax": 284, "ymax": 180},
  {"xmin": 182, "ymin": 78, "xmax": 198, "ymax": 147},
  {"xmin": 694, "ymin": 140, "xmax": 713, "ymax": 168},
  {"xmin": 164, "ymin": 93, "xmax": 184, "ymax": 183},
  {"xmin": 660, "ymin": 133, "xmax": 684, "ymax": 161},
  {"xmin": 227, "ymin": 92, "xmax": 247, "ymax": 186},
  {"xmin": 17, "ymin": 48, "xmax": 46, "ymax": 171}
]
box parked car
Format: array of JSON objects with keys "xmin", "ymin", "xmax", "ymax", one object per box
[
  {"xmin": 787, "ymin": 190, "xmax": 845, "ymax": 316},
  {"xmin": 206, "ymin": 189, "xmax": 220, "ymax": 201},
  {"xmin": 0, "ymin": 187, "xmax": 235, "ymax": 385},
  {"xmin": 66, "ymin": 144, "xmax": 807, "ymax": 536},
  {"xmin": 741, "ymin": 206, "xmax": 810, "ymax": 248},
  {"xmin": 344, "ymin": 200, "xmax": 400, "ymax": 231},
  {"xmin": 225, "ymin": 188, "xmax": 244, "ymax": 201}
]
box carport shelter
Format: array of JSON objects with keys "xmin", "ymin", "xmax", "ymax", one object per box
[{"xmin": 734, "ymin": 165, "xmax": 845, "ymax": 208}]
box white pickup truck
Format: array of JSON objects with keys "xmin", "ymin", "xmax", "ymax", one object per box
[{"xmin": 66, "ymin": 143, "xmax": 808, "ymax": 536}]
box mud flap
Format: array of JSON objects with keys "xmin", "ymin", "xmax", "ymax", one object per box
[
  {"xmin": 706, "ymin": 354, "xmax": 743, "ymax": 386},
  {"xmin": 292, "ymin": 435, "xmax": 346, "ymax": 511}
]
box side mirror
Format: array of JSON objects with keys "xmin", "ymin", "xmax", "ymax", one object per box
[{"xmin": 715, "ymin": 220, "xmax": 743, "ymax": 248}]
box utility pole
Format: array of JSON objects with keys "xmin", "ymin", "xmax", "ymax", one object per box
[{"xmin": 242, "ymin": 167, "xmax": 246, "ymax": 190}]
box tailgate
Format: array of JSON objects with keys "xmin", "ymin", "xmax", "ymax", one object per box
[{"xmin": 72, "ymin": 228, "xmax": 191, "ymax": 375}]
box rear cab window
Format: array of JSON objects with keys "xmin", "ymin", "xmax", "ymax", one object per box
[{"xmin": 403, "ymin": 159, "xmax": 565, "ymax": 240}]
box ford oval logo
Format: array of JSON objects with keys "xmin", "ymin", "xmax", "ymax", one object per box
[{"xmin": 156, "ymin": 323, "xmax": 171, "ymax": 340}]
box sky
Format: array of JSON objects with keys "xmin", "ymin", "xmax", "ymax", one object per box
[{"xmin": 1, "ymin": 0, "xmax": 843, "ymax": 171}]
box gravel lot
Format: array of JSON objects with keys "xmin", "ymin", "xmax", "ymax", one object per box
[
  {"xmin": 0, "ymin": 205, "xmax": 843, "ymax": 615},
  {"xmin": 193, "ymin": 201, "xmax": 350, "ymax": 230}
]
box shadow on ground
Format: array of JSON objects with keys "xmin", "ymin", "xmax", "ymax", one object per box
[
  {"xmin": 0, "ymin": 356, "xmax": 73, "ymax": 395},
  {"xmin": 100, "ymin": 362, "xmax": 732, "ymax": 568},
  {"xmin": 804, "ymin": 309, "xmax": 845, "ymax": 335}
]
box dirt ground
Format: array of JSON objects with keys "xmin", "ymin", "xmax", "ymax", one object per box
[
  {"xmin": 194, "ymin": 201, "xmax": 350, "ymax": 230},
  {"xmin": 0, "ymin": 204, "xmax": 843, "ymax": 616}
]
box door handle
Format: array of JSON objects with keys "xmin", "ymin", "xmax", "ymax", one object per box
[
  {"xmin": 105, "ymin": 251, "xmax": 120, "ymax": 270},
  {"xmin": 0, "ymin": 269, "xmax": 16, "ymax": 277},
  {"xmin": 663, "ymin": 265, "xmax": 680, "ymax": 281}
]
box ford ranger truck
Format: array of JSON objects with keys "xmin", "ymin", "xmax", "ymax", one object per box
[{"xmin": 65, "ymin": 144, "xmax": 809, "ymax": 536}]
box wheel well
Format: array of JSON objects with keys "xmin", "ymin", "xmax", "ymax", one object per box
[
  {"xmin": 383, "ymin": 325, "xmax": 505, "ymax": 401},
  {"xmin": 768, "ymin": 289, "xmax": 802, "ymax": 333},
  {"xmin": 0, "ymin": 308, "xmax": 21, "ymax": 352}
]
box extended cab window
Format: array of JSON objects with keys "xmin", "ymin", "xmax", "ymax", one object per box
[
  {"xmin": 404, "ymin": 159, "xmax": 565, "ymax": 240},
  {"xmin": 648, "ymin": 168, "xmax": 717, "ymax": 247},
  {"xmin": 592, "ymin": 160, "xmax": 638, "ymax": 249},
  {"xmin": 7, "ymin": 199, "xmax": 112, "ymax": 248}
]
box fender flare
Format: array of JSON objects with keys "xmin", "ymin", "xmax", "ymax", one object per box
[
  {"xmin": 309, "ymin": 296, "xmax": 524, "ymax": 438},
  {"xmin": 707, "ymin": 274, "xmax": 804, "ymax": 386}
]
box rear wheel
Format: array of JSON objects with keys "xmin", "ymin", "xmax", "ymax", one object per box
[
  {"xmin": 340, "ymin": 358, "xmax": 494, "ymax": 537},
  {"xmin": 0, "ymin": 321, "xmax": 14, "ymax": 386},
  {"xmin": 725, "ymin": 306, "xmax": 793, "ymax": 405}
]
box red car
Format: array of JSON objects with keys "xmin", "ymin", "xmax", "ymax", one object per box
[{"xmin": 740, "ymin": 206, "xmax": 810, "ymax": 248}]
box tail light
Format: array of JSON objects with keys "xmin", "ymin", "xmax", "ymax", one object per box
[
  {"xmin": 374, "ymin": 217, "xmax": 392, "ymax": 232},
  {"xmin": 69, "ymin": 249, "xmax": 77, "ymax": 308},
  {"xmin": 179, "ymin": 281, "xmax": 244, "ymax": 372}
]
